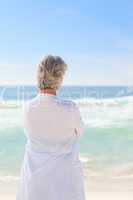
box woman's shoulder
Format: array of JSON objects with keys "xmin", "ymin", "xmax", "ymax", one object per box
[
  {"xmin": 22, "ymin": 96, "xmax": 38, "ymax": 111},
  {"xmin": 22, "ymin": 95, "xmax": 78, "ymax": 113},
  {"xmin": 54, "ymin": 97, "xmax": 76, "ymax": 109}
]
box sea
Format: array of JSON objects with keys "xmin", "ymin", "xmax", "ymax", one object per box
[{"xmin": 0, "ymin": 85, "xmax": 133, "ymax": 185}]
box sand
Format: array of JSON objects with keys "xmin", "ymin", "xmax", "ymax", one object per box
[
  {"xmin": 1, "ymin": 170, "xmax": 133, "ymax": 200},
  {"xmin": 0, "ymin": 191, "xmax": 133, "ymax": 200}
]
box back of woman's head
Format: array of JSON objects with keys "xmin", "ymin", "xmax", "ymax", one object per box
[{"xmin": 37, "ymin": 55, "xmax": 67, "ymax": 90}]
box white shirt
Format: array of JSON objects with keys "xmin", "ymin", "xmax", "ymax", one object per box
[
  {"xmin": 16, "ymin": 93, "xmax": 86, "ymax": 200},
  {"xmin": 23, "ymin": 93, "xmax": 85, "ymax": 143}
]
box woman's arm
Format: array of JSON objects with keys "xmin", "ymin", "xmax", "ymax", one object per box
[{"xmin": 73, "ymin": 103, "xmax": 86, "ymax": 137}]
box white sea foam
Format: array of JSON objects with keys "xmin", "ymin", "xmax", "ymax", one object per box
[
  {"xmin": 80, "ymin": 155, "xmax": 133, "ymax": 179},
  {"xmin": 74, "ymin": 95, "xmax": 133, "ymax": 107},
  {"xmin": 0, "ymin": 175, "xmax": 19, "ymax": 183},
  {"xmin": 73, "ymin": 96, "xmax": 133, "ymax": 128},
  {"xmin": 0, "ymin": 96, "xmax": 133, "ymax": 129}
]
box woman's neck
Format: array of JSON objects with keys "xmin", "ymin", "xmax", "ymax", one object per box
[{"xmin": 39, "ymin": 88, "xmax": 57, "ymax": 96}]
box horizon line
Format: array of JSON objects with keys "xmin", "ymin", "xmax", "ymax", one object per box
[{"xmin": 0, "ymin": 84, "xmax": 132, "ymax": 87}]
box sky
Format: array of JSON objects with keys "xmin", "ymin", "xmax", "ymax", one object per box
[{"xmin": 0, "ymin": 0, "xmax": 133, "ymax": 86}]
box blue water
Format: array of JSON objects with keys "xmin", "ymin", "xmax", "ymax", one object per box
[
  {"xmin": 0, "ymin": 85, "xmax": 133, "ymax": 100},
  {"xmin": 0, "ymin": 85, "xmax": 133, "ymax": 181}
]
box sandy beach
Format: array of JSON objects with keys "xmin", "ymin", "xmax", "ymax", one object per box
[
  {"xmin": 1, "ymin": 169, "xmax": 133, "ymax": 200},
  {"xmin": 1, "ymin": 189, "xmax": 133, "ymax": 200}
]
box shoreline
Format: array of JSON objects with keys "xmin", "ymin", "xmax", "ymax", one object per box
[{"xmin": 1, "ymin": 172, "xmax": 133, "ymax": 200}]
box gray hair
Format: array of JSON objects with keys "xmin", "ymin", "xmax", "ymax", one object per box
[{"xmin": 37, "ymin": 55, "xmax": 67, "ymax": 90}]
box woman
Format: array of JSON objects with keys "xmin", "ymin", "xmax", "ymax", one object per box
[{"xmin": 16, "ymin": 55, "xmax": 86, "ymax": 200}]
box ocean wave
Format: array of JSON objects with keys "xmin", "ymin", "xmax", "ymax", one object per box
[
  {"xmin": 0, "ymin": 96, "xmax": 133, "ymax": 129},
  {"xmin": 0, "ymin": 100, "xmax": 26, "ymax": 108},
  {"xmin": 0, "ymin": 175, "xmax": 19, "ymax": 183},
  {"xmin": 79, "ymin": 154, "xmax": 133, "ymax": 179},
  {"xmin": 73, "ymin": 96, "xmax": 133, "ymax": 128},
  {"xmin": 74, "ymin": 95, "xmax": 133, "ymax": 107},
  {"xmin": 0, "ymin": 95, "xmax": 133, "ymax": 108}
]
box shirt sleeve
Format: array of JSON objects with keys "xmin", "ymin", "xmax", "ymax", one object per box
[{"xmin": 72, "ymin": 102, "xmax": 86, "ymax": 137}]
